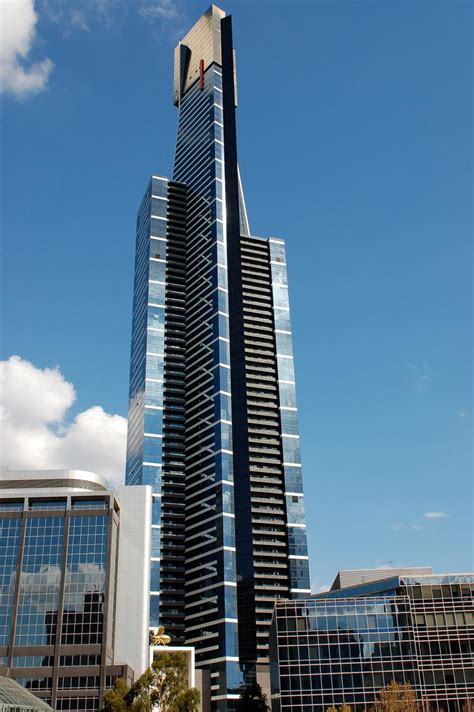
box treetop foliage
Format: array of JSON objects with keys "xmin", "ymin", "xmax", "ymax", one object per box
[
  {"xmin": 235, "ymin": 681, "xmax": 270, "ymax": 712},
  {"xmin": 101, "ymin": 652, "xmax": 199, "ymax": 712}
]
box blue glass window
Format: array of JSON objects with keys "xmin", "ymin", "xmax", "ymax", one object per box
[
  {"xmin": 216, "ymin": 421, "xmax": 232, "ymax": 451},
  {"xmin": 149, "ymin": 240, "xmax": 165, "ymax": 260},
  {"xmin": 151, "ymin": 177, "xmax": 167, "ymax": 197},
  {"xmin": 145, "ymin": 380, "xmax": 163, "ymax": 407},
  {"xmin": 282, "ymin": 436, "xmax": 301, "ymax": 464},
  {"xmin": 278, "ymin": 356, "xmax": 295, "ymax": 383},
  {"xmin": 274, "ymin": 308, "xmax": 291, "ymax": 331},
  {"xmin": 213, "ymin": 338, "xmax": 230, "ymax": 366},
  {"xmin": 143, "ymin": 436, "xmax": 162, "ymax": 462},
  {"xmin": 72, "ymin": 499, "xmax": 107, "ymax": 509},
  {"xmin": 150, "ymin": 218, "xmax": 167, "ymax": 238},
  {"xmin": 224, "ymin": 549, "xmax": 236, "ymax": 580},
  {"xmin": 281, "ymin": 409, "xmax": 299, "ymax": 435},
  {"xmin": 151, "ymin": 528, "xmax": 160, "ymax": 557},
  {"xmin": 149, "ymin": 594, "xmax": 160, "ymax": 626},
  {"xmin": 149, "ymin": 260, "xmax": 166, "ymax": 283},
  {"xmin": 288, "ymin": 527, "xmax": 308, "ymax": 557},
  {"xmin": 142, "ymin": 465, "xmax": 162, "ymax": 490},
  {"xmin": 15, "ymin": 517, "xmax": 65, "ymax": 645},
  {"xmin": 220, "ymin": 485, "xmax": 235, "ymax": 515},
  {"xmin": 286, "ymin": 496, "xmax": 306, "ymax": 525},
  {"xmin": 147, "ymin": 329, "xmax": 164, "ymax": 354},
  {"xmin": 151, "ymin": 496, "xmax": 161, "ymax": 523},
  {"xmin": 276, "ymin": 331, "xmax": 293, "ymax": 357},
  {"xmin": 279, "ymin": 382, "xmax": 296, "ymax": 407},
  {"xmin": 212, "ymin": 288, "xmax": 228, "ymax": 315},
  {"xmin": 216, "ymin": 452, "xmax": 233, "ymax": 482},
  {"xmin": 284, "ymin": 466, "xmax": 303, "ymax": 492},
  {"xmin": 30, "ymin": 500, "xmax": 66, "ymax": 510},
  {"xmin": 273, "ymin": 285, "xmax": 289, "ymax": 310},
  {"xmin": 212, "ymin": 314, "xmax": 229, "ymax": 344},
  {"xmin": 215, "ymin": 393, "xmax": 231, "ymax": 422},
  {"xmin": 145, "ymin": 355, "xmax": 164, "ymax": 379},
  {"xmin": 147, "ymin": 306, "xmax": 165, "ymax": 330},
  {"xmin": 0, "ymin": 501, "xmax": 23, "ymax": 511},
  {"xmin": 269, "ymin": 240, "xmax": 286, "ymax": 263},
  {"xmin": 0, "ymin": 518, "xmax": 22, "ymax": 644},
  {"xmin": 150, "ymin": 561, "xmax": 160, "ymax": 591},
  {"xmin": 214, "ymin": 366, "xmax": 231, "ymax": 393},
  {"xmin": 272, "ymin": 264, "xmax": 288, "ymax": 286},
  {"xmin": 211, "ymin": 264, "xmax": 227, "ymax": 290},
  {"xmin": 290, "ymin": 559, "xmax": 310, "ymax": 589},
  {"xmin": 148, "ymin": 281, "xmax": 165, "ymax": 305},
  {"xmin": 62, "ymin": 515, "xmax": 108, "ymax": 645},
  {"xmin": 151, "ymin": 198, "xmax": 167, "ymax": 218},
  {"xmin": 214, "ymin": 123, "xmax": 223, "ymax": 142},
  {"xmin": 144, "ymin": 409, "xmax": 163, "ymax": 435}
]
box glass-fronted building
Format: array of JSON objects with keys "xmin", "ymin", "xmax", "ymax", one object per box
[
  {"xmin": 270, "ymin": 570, "xmax": 474, "ymax": 712},
  {"xmin": 125, "ymin": 5, "xmax": 310, "ymax": 708},
  {"xmin": 0, "ymin": 470, "xmax": 151, "ymax": 711}
]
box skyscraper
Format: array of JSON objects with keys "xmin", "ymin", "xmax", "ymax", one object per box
[{"xmin": 125, "ymin": 5, "xmax": 310, "ymax": 708}]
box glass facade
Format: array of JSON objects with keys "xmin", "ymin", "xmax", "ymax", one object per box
[
  {"xmin": 0, "ymin": 493, "xmax": 132, "ymax": 712},
  {"xmin": 270, "ymin": 574, "xmax": 474, "ymax": 712},
  {"xmin": 125, "ymin": 5, "xmax": 310, "ymax": 708}
]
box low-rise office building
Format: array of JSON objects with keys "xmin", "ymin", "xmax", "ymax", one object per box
[
  {"xmin": 0, "ymin": 469, "xmax": 151, "ymax": 711},
  {"xmin": 270, "ymin": 569, "xmax": 474, "ymax": 712}
]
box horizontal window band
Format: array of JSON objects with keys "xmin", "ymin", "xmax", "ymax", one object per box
[
  {"xmin": 288, "ymin": 555, "xmax": 309, "ymax": 560},
  {"xmin": 184, "ymin": 581, "xmax": 237, "ymax": 597}
]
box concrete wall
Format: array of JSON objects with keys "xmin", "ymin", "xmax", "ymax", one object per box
[{"xmin": 114, "ymin": 485, "xmax": 152, "ymax": 677}]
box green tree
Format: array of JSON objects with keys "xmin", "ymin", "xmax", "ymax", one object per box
[
  {"xmin": 100, "ymin": 652, "xmax": 200, "ymax": 712},
  {"xmin": 102, "ymin": 678, "xmax": 130, "ymax": 712},
  {"xmin": 368, "ymin": 680, "xmax": 419, "ymax": 712},
  {"xmin": 235, "ymin": 681, "xmax": 270, "ymax": 712},
  {"xmin": 148, "ymin": 652, "xmax": 188, "ymax": 709},
  {"xmin": 169, "ymin": 687, "xmax": 201, "ymax": 712}
]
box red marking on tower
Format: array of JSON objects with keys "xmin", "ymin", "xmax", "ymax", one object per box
[{"xmin": 199, "ymin": 59, "xmax": 205, "ymax": 90}]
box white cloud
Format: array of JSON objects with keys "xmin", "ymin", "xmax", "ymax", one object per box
[
  {"xmin": 139, "ymin": 0, "xmax": 180, "ymax": 21},
  {"xmin": 456, "ymin": 408, "xmax": 469, "ymax": 420},
  {"xmin": 424, "ymin": 511, "xmax": 449, "ymax": 519},
  {"xmin": 42, "ymin": 0, "xmax": 121, "ymax": 34},
  {"xmin": 5, "ymin": 562, "xmax": 106, "ymax": 612},
  {"xmin": 0, "ymin": 0, "xmax": 54, "ymax": 98},
  {"xmin": 43, "ymin": 0, "xmax": 182, "ymax": 33},
  {"xmin": 407, "ymin": 361, "xmax": 431, "ymax": 392},
  {"xmin": 392, "ymin": 522, "xmax": 424, "ymax": 532},
  {"xmin": 311, "ymin": 584, "xmax": 330, "ymax": 594},
  {"xmin": 0, "ymin": 356, "xmax": 127, "ymax": 488}
]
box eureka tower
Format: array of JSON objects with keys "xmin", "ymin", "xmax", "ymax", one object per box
[{"xmin": 125, "ymin": 5, "xmax": 310, "ymax": 709}]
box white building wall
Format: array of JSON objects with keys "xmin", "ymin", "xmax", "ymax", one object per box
[{"xmin": 115, "ymin": 485, "xmax": 152, "ymax": 677}]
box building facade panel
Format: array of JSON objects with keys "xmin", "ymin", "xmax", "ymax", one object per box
[{"xmin": 270, "ymin": 573, "xmax": 474, "ymax": 712}]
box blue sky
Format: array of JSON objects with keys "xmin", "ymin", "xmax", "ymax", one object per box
[{"xmin": 1, "ymin": 0, "xmax": 472, "ymax": 590}]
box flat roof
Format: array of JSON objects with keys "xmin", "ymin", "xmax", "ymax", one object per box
[{"xmin": 0, "ymin": 469, "xmax": 109, "ymax": 492}]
